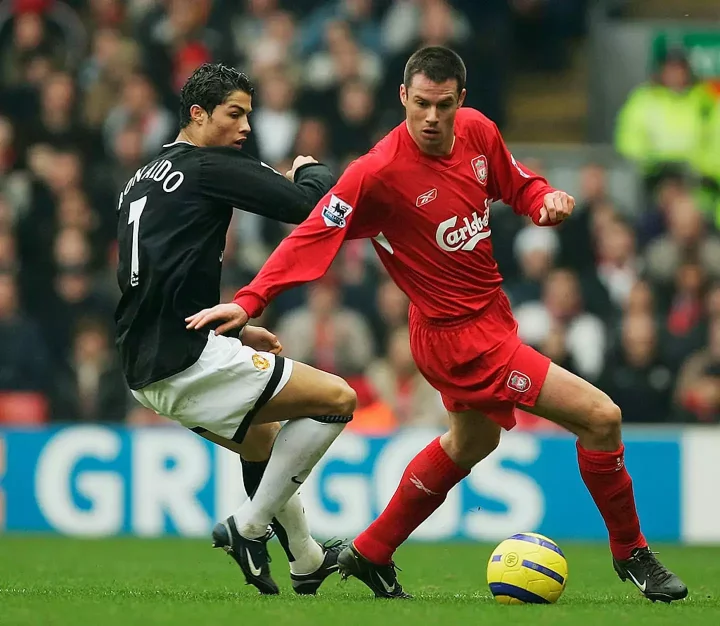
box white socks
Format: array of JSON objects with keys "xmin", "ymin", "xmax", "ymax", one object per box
[
  {"xmin": 274, "ymin": 493, "xmax": 324, "ymax": 575},
  {"xmin": 232, "ymin": 418, "xmax": 345, "ymax": 561}
]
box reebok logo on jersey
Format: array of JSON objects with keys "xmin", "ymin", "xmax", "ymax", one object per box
[
  {"xmin": 472, "ymin": 155, "xmax": 488, "ymax": 185},
  {"xmin": 322, "ymin": 194, "xmax": 353, "ymax": 228},
  {"xmin": 435, "ymin": 204, "xmax": 491, "ymax": 252},
  {"xmin": 416, "ymin": 188, "xmax": 438, "ymax": 207},
  {"xmin": 507, "ymin": 370, "xmax": 531, "ymax": 393}
]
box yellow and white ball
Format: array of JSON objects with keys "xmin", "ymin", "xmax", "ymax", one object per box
[{"xmin": 487, "ymin": 532, "xmax": 568, "ymax": 604}]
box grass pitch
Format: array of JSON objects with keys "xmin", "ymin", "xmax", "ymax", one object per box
[{"xmin": 0, "ymin": 537, "xmax": 717, "ymax": 626}]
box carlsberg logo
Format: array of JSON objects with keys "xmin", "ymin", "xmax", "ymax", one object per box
[{"xmin": 436, "ymin": 204, "xmax": 491, "ymax": 252}]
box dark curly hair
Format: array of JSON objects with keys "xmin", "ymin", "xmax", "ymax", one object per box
[{"xmin": 179, "ymin": 63, "xmax": 255, "ymax": 128}]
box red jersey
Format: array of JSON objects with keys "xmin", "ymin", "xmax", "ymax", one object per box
[{"xmin": 235, "ymin": 108, "xmax": 555, "ymax": 321}]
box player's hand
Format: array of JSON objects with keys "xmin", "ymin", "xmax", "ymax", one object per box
[
  {"xmin": 185, "ymin": 303, "xmax": 249, "ymax": 336},
  {"xmin": 538, "ymin": 191, "xmax": 575, "ymax": 226},
  {"xmin": 286, "ymin": 155, "xmax": 318, "ymax": 181},
  {"xmin": 240, "ymin": 325, "xmax": 282, "ymax": 354}
]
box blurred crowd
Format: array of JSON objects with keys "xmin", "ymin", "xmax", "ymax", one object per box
[{"xmin": 4, "ymin": 0, "xmax": 720, "ymax": 431}]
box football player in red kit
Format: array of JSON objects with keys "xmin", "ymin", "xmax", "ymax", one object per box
[{"xmin": 186, "ymin": 46, "xmax": 687, "ymax": 603}]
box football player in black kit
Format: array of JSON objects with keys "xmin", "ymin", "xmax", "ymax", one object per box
[{"xmin": 115, "ymin": 64, "xmax": 353, "ymax": 595}]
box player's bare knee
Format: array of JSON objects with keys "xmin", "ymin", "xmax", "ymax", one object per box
[
  {"xmin": 325, "ymin": 375, "xmax": 357, "ymax": 416},
  {"xmin": 445, "ymin": 428, "xmax": 500, "ymax": 469},
  {"xmin": 338, "ymin": 380, "xmax": 357, "ymax": 415},
  {"xmin": 587, "ymin": 396, "xmax": 622, "ymax": 446}
]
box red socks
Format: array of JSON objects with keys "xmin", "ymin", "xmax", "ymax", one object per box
[
  {"xmin": 577, "ymin": 442, "xmax": 647, "ymax": 560},
  {"xmin": 354, "ymin": 437, "xmax": 469, "ymax": 564},
  {"xmin": 354, "ymin": 437, "xmax": 646, "ymax": 564}
]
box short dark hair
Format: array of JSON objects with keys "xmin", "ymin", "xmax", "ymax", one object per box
[
  {"xmin": 179, "ymin": 63, "xmax": 255, "ymax": 128},
  {"xmin": 403, "ymin": 46, "xmax": 466, "ymax": 94}
]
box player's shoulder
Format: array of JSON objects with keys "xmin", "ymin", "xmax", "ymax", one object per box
[
  {"xmin": 456, "ymin": 107, "xmax": 502, "ymax": 149},
  {"xmin": 191, "ymin": 144, "xmax": 269, "ymax": 178},
  {"xmin": 118, "ymin": 143, "xmax": 196, "ymax": 207},
  {"xmin": 193, "ymin": 144, "xmax": 255, "ymax": 162},
  {"xmin": 157, "ymin": 140, "xmax": 198, "ymax": 159},
  {"xmin": 147, "ymin": 141, "xmax": 206, "ymax": 174},
  {"xmin": 457, "ymin": 107, "xmax": 499, "ymax": 133},
  {"xmin": 457, "ymin": 107, "xmax": 492, "ymax": 123}
]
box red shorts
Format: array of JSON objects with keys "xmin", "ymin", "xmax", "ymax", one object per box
[{"xmin": 408, "ymin": 291, "xmax": 551, "ymax": 430}]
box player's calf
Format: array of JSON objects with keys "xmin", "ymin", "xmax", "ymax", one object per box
[
  {"xmin": 231, "ymin": 417, "xmax": 350, "ymax": 539},
  {"xmin": 238, "ymin": 422, "xmax": 280, "ymax": 461}
]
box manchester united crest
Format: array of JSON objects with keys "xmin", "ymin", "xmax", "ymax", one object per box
[
  {"xmin": 471, "ymin": 155, "xmax": 488, "ymax": 185},
  {"xmin": 252, "ymin": 353, "xmax": 270, "ymax": 371}
]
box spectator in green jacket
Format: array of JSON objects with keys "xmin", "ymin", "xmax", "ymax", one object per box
[{"xmin": 615, "ymin": 48, "xmax": 713, "ymax": 187}]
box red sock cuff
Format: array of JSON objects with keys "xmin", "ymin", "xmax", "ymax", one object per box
[
  {"xmin": 425, "ymin": 437, "xmax": 470, "ymax": 486},
  {"xmin": 577, "ymin": 441, "xmax": 625, "ymax": 474}
]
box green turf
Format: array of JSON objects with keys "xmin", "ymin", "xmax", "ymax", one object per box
[{"xmin": 0, "ymin": 537, "xmax": 717, "ymax": 626}]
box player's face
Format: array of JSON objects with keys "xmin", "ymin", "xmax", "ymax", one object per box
[
  {"xmin": 199, "ymin": 90, "xmax": 253, "ymax": 148},
  {"xmin": 400, "ymin": 74, "xmax": 466, "ymax": 156}
]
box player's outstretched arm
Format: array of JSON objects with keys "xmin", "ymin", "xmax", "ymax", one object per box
[
  {"xmin": 232, "ymin": 194, "xmax": 358, "ymax": 320},
  {"xmin": 188, "ymin": 159, "xmax": 385, "ymax": 327},
  {"xmin": 233, "ymin": 160, "xmax": 389, "ymax": 320},
  {"xmin": 486, "ymin": 122, "xmax": 574, "ymax": 226},
  {"xmin": 236, "ymin": 164, "xmax": 385, "ymax": 319},
  {"xmin": 198, "ymin": 147, "xmax": 336, "ymax": 224},
  {"xmin": 186, "ymin": 199, "xmax": 357, "ymax": 334}
]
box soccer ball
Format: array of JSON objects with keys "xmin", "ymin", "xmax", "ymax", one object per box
[{"xmin": 487, "ymin": 532, "xmax": 568, "ymax": 604}]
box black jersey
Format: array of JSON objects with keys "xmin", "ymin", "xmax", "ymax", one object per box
[{"xmin": 115, "ymin": 141, "xmax": 335, "ymax": 389}]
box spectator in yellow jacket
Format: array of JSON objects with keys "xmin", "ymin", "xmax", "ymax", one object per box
[{"xmin": 615, "ymin": 48, "xmax": 713, "ymax": 185}]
